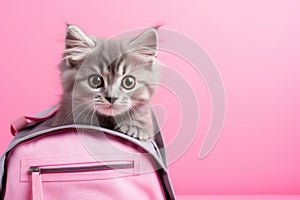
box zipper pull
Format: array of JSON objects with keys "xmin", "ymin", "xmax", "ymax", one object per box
[{"xmin": 29, "ymin": 166, "xmax": 41, "ymax": 175}]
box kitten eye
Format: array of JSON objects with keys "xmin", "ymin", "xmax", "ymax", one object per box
[
  {"xmin": 121, "ymin": 75, "xmax": 136, "ymax": 90},
  {"xmin": 88, "ymin": 75, "xmax": 104, "ymax": 89}
]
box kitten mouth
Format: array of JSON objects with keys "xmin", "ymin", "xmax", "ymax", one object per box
[
  {"xmin": 95, "ymin": 102, "xmax": 123, "ymax": 108},
  {"xmin": 94, "ymin": 103, "xmax": 126, "ymax": 116},
  {"xmin": 104, "ymin": 104, "xmax": 113, "ymax": 108},
  {"xmin": 103, "ymin": 104, "xmax": 120, "ymax": 109}
]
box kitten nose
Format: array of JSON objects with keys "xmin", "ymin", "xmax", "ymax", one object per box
[{"xmin": 105, "ymin": 97, "xmax": 118, "ymax": 104}]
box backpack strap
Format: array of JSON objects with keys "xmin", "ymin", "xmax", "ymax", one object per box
[
  {"xmin": 10, "ymin": 105, "xmax": 57, "ymax": 136},
  {"xmin": 31, "ymin": 170, "xmax": 44, "ymax": 200}
]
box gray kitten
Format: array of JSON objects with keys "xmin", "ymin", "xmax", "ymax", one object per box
[{"xmin": 53, "ymin": 25, "xmax": 160, "ymax": 141}]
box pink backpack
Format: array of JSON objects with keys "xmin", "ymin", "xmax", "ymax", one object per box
[{"xmin": 0, "ymin": 106, "xmax": 175, "ymax": 199}]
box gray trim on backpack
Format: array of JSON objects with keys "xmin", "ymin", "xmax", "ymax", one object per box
[{"xmin": 0, "ymin": 107, "xmax": 175, "ymax": 200}]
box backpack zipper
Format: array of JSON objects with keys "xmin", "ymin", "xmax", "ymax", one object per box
[{"xmin": 29, "ymin": 161, "xmax": 134, "ymax": 175}]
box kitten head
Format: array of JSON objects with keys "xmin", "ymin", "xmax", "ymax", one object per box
[{"xmin": 60, "ymin": 25, "xmax": 159, "ymax": 117}]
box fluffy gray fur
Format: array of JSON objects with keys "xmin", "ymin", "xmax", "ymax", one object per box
[{"xmin": 53, "ymin": 25, "xmax": 160, "ymax": 141}]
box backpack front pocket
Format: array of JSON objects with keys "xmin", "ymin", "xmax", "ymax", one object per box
[
  {"xmin": 20, "ymin": 155, "xmax": 140, "ymax": 200},
  {"xmin": 21, "ymin": 154, "xmax": 139, "ymax": 182}
]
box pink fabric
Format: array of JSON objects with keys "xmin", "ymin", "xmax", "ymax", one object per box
[
  {"xmin": 4, "ymin": 130, "xmax": 165, "ymax": 200},
  {"xmin": 10, "ymin": 116, "xmax": 29, "ymax": 136},
  {"xmin": 10, "ymin": 109, "xmax": 56, "ymax": 136}
]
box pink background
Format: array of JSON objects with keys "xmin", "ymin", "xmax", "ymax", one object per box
[{"xmin": 1, "ymin": 0, "xmax": 300, "ymax": 196}]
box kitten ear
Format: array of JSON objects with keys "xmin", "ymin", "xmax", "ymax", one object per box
[
  {"xmin": 64, "ymin": 24, "xmax": 96, "ymax": 67},
  {"xmin": 129, "ymin": 28, "xmax": 158, "ymax": 57}
]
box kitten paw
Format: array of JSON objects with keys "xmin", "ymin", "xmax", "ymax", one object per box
[{"xmin": 117, "ymin": 124, "xmax": 150, "ymax": 141}]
